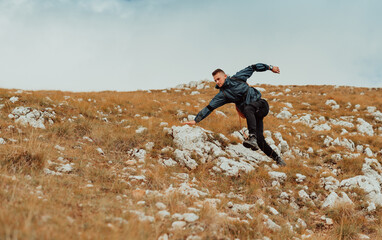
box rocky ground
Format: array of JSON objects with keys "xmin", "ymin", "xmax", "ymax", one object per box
[{"xmin": 0, "ymin": 82, "xmax": 382, "ymax": 239}]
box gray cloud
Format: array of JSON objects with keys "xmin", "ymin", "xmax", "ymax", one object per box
[{"xmin": 0, "ymin": 0, "xmax": 381, "ymax": 91}]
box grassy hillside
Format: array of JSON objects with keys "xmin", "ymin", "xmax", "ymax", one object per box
[{"xmin": 1, "ymin": 82, "xmax": 381, "ymax": 239}]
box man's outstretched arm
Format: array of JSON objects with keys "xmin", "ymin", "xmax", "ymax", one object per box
[
  {"xmin": 183, "ymin": 91, "xmax": 227, "ymax": 126},
  {"xmin": 232, "ymin": 63, "xmax": 280, "ymax": 81}
]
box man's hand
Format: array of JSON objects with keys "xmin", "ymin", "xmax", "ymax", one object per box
[
  {"xmin": 182, "ymin": 120, "xmax": 196, "ymax": 126},
  {"xmin": 271, "ymin": 66, "xmax": 280, "ymax": 74}
]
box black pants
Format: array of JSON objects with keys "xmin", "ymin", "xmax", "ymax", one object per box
[{"xmin": 242, "ymin": 99, "xmax": 279, "ymax": 159}]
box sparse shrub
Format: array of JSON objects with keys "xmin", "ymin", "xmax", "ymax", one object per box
[
  {"xmin": 73, "ymin": 119, "xmax": 92, "ymax": 137},
  {"xmin": 337, "ymin": 156, "xmax": 364, "ymax": 178},
  {"xmin": 49, "ymin": 122, "xmax": 73, "ymax": 139},
  {"xmin": 326, "ymin": 204, "xmax": 365, "ymax": 240},
  {"xmin": 1, "ymin": 146, "xmax": 45, "ymax": 173}
]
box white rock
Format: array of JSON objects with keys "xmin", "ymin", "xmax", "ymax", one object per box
[
  {"xmin": 367, "ymin": 202, "xmax": 376, "ymax": 212},
  {"xmin": 216, "ymin": 157, "xmax": 254, "ymax": 176},
  {"xmin": 145, "ymin": 142, "xmax": 155, "ymax": 151},
  {"xmin": 166, "ymin": 183, "xmax": 208, "ymax": 198},
  {"xmin": 161, "ymin": 158, "xmax": 177, "ymax": 167},
  {"xmin": 366, "ymin": 106, "xmax": 376, "ymax": 113},
  {"xmin": 357, "ymin": 234, "xmax": 370, "ymax": 240},
  {"xmin": 183, "ymin": 213, "xmax": 199, "ymax": 222},
  {"xmin": 160, "ymin": 122, "xmax": 168, "ymax": 127},
  {"xmin": 171, "ymin": 125, "xmax": 229, "ymax": 169},
  {"xmin": 0, "ymin": 138, "xmax": 6, "ymax": 144},
  {"xmin": 171, "ymin": 221, "xmax": 187, "ymax": 229},
  {"xmin": 96, "ymin": 148, "xmax": 104, "ymax": 155},
  {"xmin": 313, "ymin": 123, "xmax": 331, "ymax": 131},
  {"xmin": 186, "ymin": 235, "xmax": 202, "ymax": 240},
  {"xmin": 341, "ymin": 175, "xmax": 380, "ymax": 195},
  {"xmin": 298, "ymin": 190, "xmax": 311, "ymax": 202},
  {"xmin": 293, "ymin": 114, "xmax": 315, "ymax": 126},
  {"xmin": 307, "ymin": 147, "xmax": 314, "ymax": 153},
  {"xmin": 325, "ymin": 99, "xmax": 337, "ymax": 106},
  {"xmin": 320, "ymin": 176, "xmax": 340, "ymax": 191},
  {"xmin": 276, "ymin": 110, "xmax": 292, "ymax": 119},
  {"xmin": 172, "ymin": 213, "xmax": 184, "ymax": 220},
  {"xmin": 9, "ymin": 96, "xmax": 19, "ymax": 103},
  {"xmin": 364, "ymin": 148, "xmax": 374, "ymax": 157},
  {"xmin": 264, "ymin": 218, "xmax": 281, "ymax": 232},
  {"xmin": 158, "ymin": 233, "xmax": 169, "ymax": 240},
  {"xmin": 297, "ymin": 218, "xmax": 307, "ymax": 228},
  {"xmin": 136, "ymin": 126, "xmax": 147, "ymax": 134},
  {"xmin": 372, "ymin": 111, "xmax": 382, "ymax": 122},
  {"xmin": 357, "ymin": 118, "xmax": 374, "ymax": 136},
  {"xmin": 330, "ymin": 119, "xmax": 354, "ymax": 128},
  {"xmin": 231, "ymin": 203, "xmax": 256, "ymax": 213},
  {"xmin": 156, "ymin": 202, "xmax": 167, "ymax": 210},
  {"xmin": 331, "ymin": 137, "xmax": 355, "ymax": 151},
  {"xmin": 56, "ymin": 163, "xmax": 73, "ymax": 173},
  {"xmin": 190, "ymin": 91, "xmax": 200, "ymax": 95},
  {"xmin": 362, "ymin": 158, "xmax": 382, "ymax": 184},
  {"xmin": 296, "ymin": 173, "xmax": 306, "ymax": 183},
  {"xmin": 268, "ymin": 171, "xmax": 287, "ymax": 182},
  {"xmin": 157, "ymin": 210, "xmax": 170, "ymax": 219},
  {"xmin": 268, "ymin": 206, "xmax": 279, "ymax": 215},
  {"xmin": 43, "ymin": 168, "xmax": 62, "ymax": 176},
  {"xmin": 130, "ymin": 210, "xmax": 154, "ymax": 223},
  {"xmin": 55, "ymin": 145, "xmax": 65, "ymax": 151},
  {"xmin": 322, "ymin": 192, "xmax": 353, "ymax": 208}
]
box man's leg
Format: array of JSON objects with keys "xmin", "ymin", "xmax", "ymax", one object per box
[
  {"xmin": 243, "ymin": 104, "xmax": 257, "ymax": 134},
  {"xmin": 255, "ymin": 116, "xmax": 277, "ymax": 158},
  {"xmin": 256, "ymin": 116, "xmax": 286, "ymax": 166},
  {"xmin": 242, "ymin": 104, "xmax": 259, "ymax": 150}
]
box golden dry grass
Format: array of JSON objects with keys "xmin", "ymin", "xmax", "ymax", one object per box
[{"xmin": 1, "ymin": 83, "xmax": 382, "ymax": 239}]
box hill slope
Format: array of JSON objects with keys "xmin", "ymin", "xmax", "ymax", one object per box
[{"xmin": 1, "ymin": 82, "xmax": 382, "ymax": 239}]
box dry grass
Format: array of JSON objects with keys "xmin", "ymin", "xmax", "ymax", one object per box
[{"xmin": 0, "ymin": 83, "xmax": 381, "ymax": 239}]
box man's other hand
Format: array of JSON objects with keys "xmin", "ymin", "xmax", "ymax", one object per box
[
  {"xmin": 182, "ymin": 120, "xmax": 196, "ymax": 126},
  {"xmin": 271, "ymin": 66, "xmax": 280, "ymax": 74}
]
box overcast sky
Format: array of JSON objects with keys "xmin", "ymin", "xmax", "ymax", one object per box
[{"xmin": 0, "ymin": 0, "xmax": 381, "ymax": 91}]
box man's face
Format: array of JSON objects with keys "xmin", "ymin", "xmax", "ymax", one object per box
[{"xmin": 213, "ymin": 72, "xmax": 227, "ymax": 88}]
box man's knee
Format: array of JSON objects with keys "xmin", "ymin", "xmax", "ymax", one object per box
[{"xmin": 243, "ymin": 105, "xmax": 254, "ymax": 115}]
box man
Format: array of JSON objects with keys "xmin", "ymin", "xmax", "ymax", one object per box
[{"xmin": 183, "ymin": 63, "xmax": 286, "ymax": 166}]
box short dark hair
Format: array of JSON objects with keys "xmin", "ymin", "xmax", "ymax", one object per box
[{"xmin": 212, "ymin": 68, "xmax": 225, "ymax": 76}]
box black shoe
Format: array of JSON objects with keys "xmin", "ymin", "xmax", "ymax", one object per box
[
  {"xmin": 274, "ymin": 156, "xmax": 286, "ymax": 166},
  {"xmin": 243, "ymin": 134, "xmax": 259, "ymax": 151}
]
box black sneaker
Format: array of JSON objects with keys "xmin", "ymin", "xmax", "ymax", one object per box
[
  {"xmin": 243, "ymin": 134, "xmax": 259, "ymax": 151},
  {"xmin": 274, "ymin": 156, "xmax": 286, "ymax": 166}
]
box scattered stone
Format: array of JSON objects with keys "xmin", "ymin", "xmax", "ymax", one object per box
[
  {"xmin": 313, "ymin": 123, "xmax": 331, "ymax": 131},
  {"xmin": 171, "ymin": 221, "xmax": 187, "ymax": 229},
  {"xmin": 136, "ymin": 126, "xmax": 147, "ymax": 134},
  {"xmin": 9, "ymin": 96, "xmax": 19, "ymax": 103},
  {"xmin": 158, "ymin": 233, "xmax": 169, "ymax": 240},
  {"xmin": 156, "ymin": 202, "xmax": 167, "ymax": 210},
  {"xmin": 320, "ymin": 176, "xmax": 340, "ymax": 191},
  {"xmin": 357, "ymin": 234, "xmax": 371, "ymax": 240},
  {"xmin": 183, "ymin": 213, "xmax": 199, "ymax": 222},
  {"xmin": 268, "ymin": 206, "xmax": 279, "ymax": 215},
  {"xmin": 268, "ymin": 171, "xmax": 287, "ymax": 183},
  {"xmin": 157, "ymin": 210, "xmax": 170, "ymax": 219},
  {"xmin": 96, "ymin": 148, "xmax": 104, "ymax": 155},
  {"xmin": 276, "ymin": 110, "xmax": 292, "ymax": 119},
  {"xmin": 296, "ymin": 173, "xmax": 306, "ymax": 183},
  {"xmin": 263, "ymin": 215, "xmax": 281, "ymax": 232},
  {"xmin": 357, "ymin": 118, "xmax": 374, "ymax": 136},
  {"xmin": 322, "ymin": 192, "xmax": 353, "ymax": 208},
  {"xmin": 56, "ymin": 164, "xmax": 73, "ymax": 173},
  {"xmin": 297, "ymin": 218, "xmax": 307, "ymax": 229}
]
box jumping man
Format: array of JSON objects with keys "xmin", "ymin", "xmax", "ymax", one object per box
[{"xmin": 183, "ymin": 63, "xmax": 286, "ymax": 166}]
